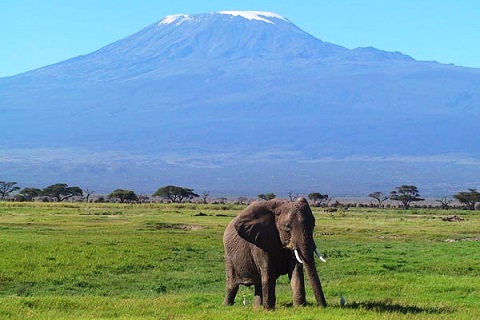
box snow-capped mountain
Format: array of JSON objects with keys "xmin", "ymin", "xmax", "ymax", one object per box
[{"xmin": 1, "ymin": 11, "xmax": 479, "ymax": 196}]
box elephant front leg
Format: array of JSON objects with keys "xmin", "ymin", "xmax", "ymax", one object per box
[
  {"xmin": 224, "ymin": 284, "xmax": 239, "ymax": 306},
  {"xmin": 289, "ymin": 260, "xmax": 306, "ymax": 306},
  {"xmin": 261, "ymin": 274, "xmax": 276, "ymax": 309}
]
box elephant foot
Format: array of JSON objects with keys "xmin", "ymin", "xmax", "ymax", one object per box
[
  {"xmin": 224, "ymin": 299, "xmax": 234, "ymax": 306},
  {"xmin": 253, "ymin": 296, "xmax": 262, "ymax": 308},
  {"xmin": 293, "ymin": 299, "xmax": 306, "ymax": 307},
  {"xmin": 224, "ymin": 286, "xmax": 239, "ymax": 306},
  {"xmin": 253, "ymin": 284, "xmax": 263, "ymax": 308}
]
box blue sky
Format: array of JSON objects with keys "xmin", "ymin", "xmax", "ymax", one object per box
[{"xmin": 1, "ymin": 0, "xmax": 479, "ymax": 77}]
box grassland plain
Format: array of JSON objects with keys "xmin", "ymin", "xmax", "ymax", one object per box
[{"xmin": 0, "ymin": 202, "xmax": 478, "ymax": 319}]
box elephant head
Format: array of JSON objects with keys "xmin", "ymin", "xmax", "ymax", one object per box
[{"xmin": 231, "ymin": 197, "xmax": 327, "ymax": 308}]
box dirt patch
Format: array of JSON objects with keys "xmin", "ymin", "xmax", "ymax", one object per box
[
  {"xmin": 445, "ymin": 238, "xmax": 479, "ymax": 242},
  {"xmin": 442, "ymin": 215, "xmax": 464, "ymax": 222},
  {"xmin": 178, "ymin": 224, "xmax": 203, "ymax": 230},
  {"xmin": 146, "ymin": 222, "xmax": 203, "ymax": 231},
  {"xmin": 193, "ymin": 212, "xmax": 208, "ymax": 216}
]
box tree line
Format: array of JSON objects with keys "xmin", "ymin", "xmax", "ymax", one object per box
[
  {"xmin": 263, "ymin": 186, "xmax": 480, "ymax": 210},
  {"xmin": 1, "ymin": 180, "xmax": 480, "ymax": 210},
  {"xmin": 368, "ymin": 185, "xmax": 480, "ymax": 210},
  {"xmin": 0, "ymin": 181, "xmax": 199, "ymax": 204}
]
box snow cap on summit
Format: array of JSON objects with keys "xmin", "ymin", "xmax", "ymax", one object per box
[
  {"xmin": 158, "ymin": 11, "xmax": 288, "ymax": 26},
  {"xmin": 219, "ymin": 11, "xmax": 289, "ymax": 24},
  {"xmin": 159, "ymin": 14, "xmax": 192, "ymax": 26}
]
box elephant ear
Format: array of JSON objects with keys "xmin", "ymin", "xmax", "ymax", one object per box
[{"xmin": 233, "ymin": 202, "xmax": 282, "ymax": 253}]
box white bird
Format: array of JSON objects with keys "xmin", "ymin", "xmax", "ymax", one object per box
[
  {"xmin": 243, "ymin": 294, "xmax": 248, "ymax": 305},
  {"xmin": 340, "ymin": 294, "xmax": 346, "ymax": 306}
]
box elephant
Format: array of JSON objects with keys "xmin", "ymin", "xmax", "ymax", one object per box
[{"xmin": 223, "ymin": 197, "xmax": 327, "ymax": 309}]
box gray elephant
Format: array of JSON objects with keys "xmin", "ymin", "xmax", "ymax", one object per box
[{"xmin": 223, "ymin": 197, "xmax": 327, "ymax": 309}]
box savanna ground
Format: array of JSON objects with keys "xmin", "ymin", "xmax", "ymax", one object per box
[{"xmin": 0, "ymin": 202, "xmax": 478, "ymax": 319}]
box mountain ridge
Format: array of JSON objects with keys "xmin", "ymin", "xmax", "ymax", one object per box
[{"xmin": 1, "ymin": 11, "xmax": 479, "ymax": 196}]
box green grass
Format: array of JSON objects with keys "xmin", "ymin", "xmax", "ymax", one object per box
[{"xmin": 0, "ymin": 202, "xmax": 478, "ymax": 319}]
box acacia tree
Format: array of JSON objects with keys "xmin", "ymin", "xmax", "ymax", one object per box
[
  {"xmin": 389, "ymin": 185, "xmax": 424, "ymax": 210},
  {"xmin": 258, "ymin": 193, "xmax": 276, "ymax": 201},
  {"xmin": 287, "ymin": 191, "xmax": 299, "ymax": 201},
  {"xmin": 0, "ymin": 181, "xmax": 20, "ymax": 200},
  {"xmin": 453, "ymin": 189, "xmax": 480, "ymax": 210},
  {"xmin": 201, "ymin": 191, "xmax": 210, "ymax": 204},
  {"xmin": 308, "ymin": 192, "xmax": 329, "ymax": 206},
  {"xmin": 19, "ymin": 187, "xmax": 42, "ymax": 201},
  {"xmin": 84, "ymin": 188, "xmax": 95, "ymax": 203},
  {"xmin": 108, "ymin": 189, "xmax": 137, "ymax": 203},
  {"xmin": 237, "ymin": 196, "xmax": 248, "ymax": 205},
  {"xmin": 368, "ymin": 191, "xmax": 388, "ymax": 208},
  {"xmin": 153, "ymin": 185, "xmax": 199, "ymax": 203},
  {"xmin": 436, "ymin": 197, "xmax": 453, "ymax": 210},
  {"xmin": 42, "ymin": 183, "xmax": 83, "ymax": 202}
]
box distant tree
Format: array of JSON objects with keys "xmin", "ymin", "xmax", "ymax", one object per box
[
  {"xmin": 436, "ymin": 197, "xmax": 453, "ymax": 210},
  {"xmin": 258, "ymin": 193, "xmax": 276, "ymax": 201},
  {"xmin": 136, "ymin": 194, "xmax": 150, "ymax": 203},
  {"xmin": 83, "ymin": 188, "xmax": 94, "ymax": 203},
  {"xmin": 237, "ymin": 196, "xmax": 248, "ymax": 205},
  {"xmin": 453, "ymin": 189, "xmax": 480, "ymax": 210},
  {"xmin": 19, "ymin": 187, "xmax": 42, "ymax": 201},
  {"xmin": 153, "ymin": 185, "xmax": 199, "ymax": 203},
  {"xmin": 108, "ymin": 189, "xmax": 138, "ymax": 203},
  {"xmin": 389, "ymin": 185, "xmax": 424, "ymax": 210},
  {"xmin": 0, "ymin": 181, "xmax": 20, "ymax": 200},
  {"xmin": 42, "ymin": 183, "xmax": 83, "ymax": 202},
  {"xmin": 216, "ymin": 197, "xmax": 228, "ymax": 204},
  {"xmin": 287, "ymin": 191, "xmax": 299, "ymax": 201},
  {"xmin": 368, "ymin": 191, "xmax": 388, "ymax": 208},
  {"xmin": 201, "ymin": 191, "xmax": 210, "ymax": 204},
  {"xmin": 308, "ymin": 192, "xmax": 329, "ymax": 206}
]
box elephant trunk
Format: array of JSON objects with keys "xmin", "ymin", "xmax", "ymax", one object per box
[{"xmin": 303, "ymin": 256, "xmax": 327, "ymax": 308}]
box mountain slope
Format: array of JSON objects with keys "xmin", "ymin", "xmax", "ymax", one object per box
[{"xmin": 1, "ymin": 11, "xmax": 480, "ymax": 196}]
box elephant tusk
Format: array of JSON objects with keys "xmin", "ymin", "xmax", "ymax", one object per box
[
  {"xmin": 294, "ymin": 249, "xmax": 304, "ymax": 264},
  {"xmin": 315, "ymin": 248, "xmax": 327, "ymax": 263}
]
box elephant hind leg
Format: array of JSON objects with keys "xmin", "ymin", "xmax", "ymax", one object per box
[
  {"xmin": 254, "ymin": 284, "xmax": 262, "ymax": 308},
  {"xmin": 224, "ymin": 258, "xmax": 239, "ymax": 305}
]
